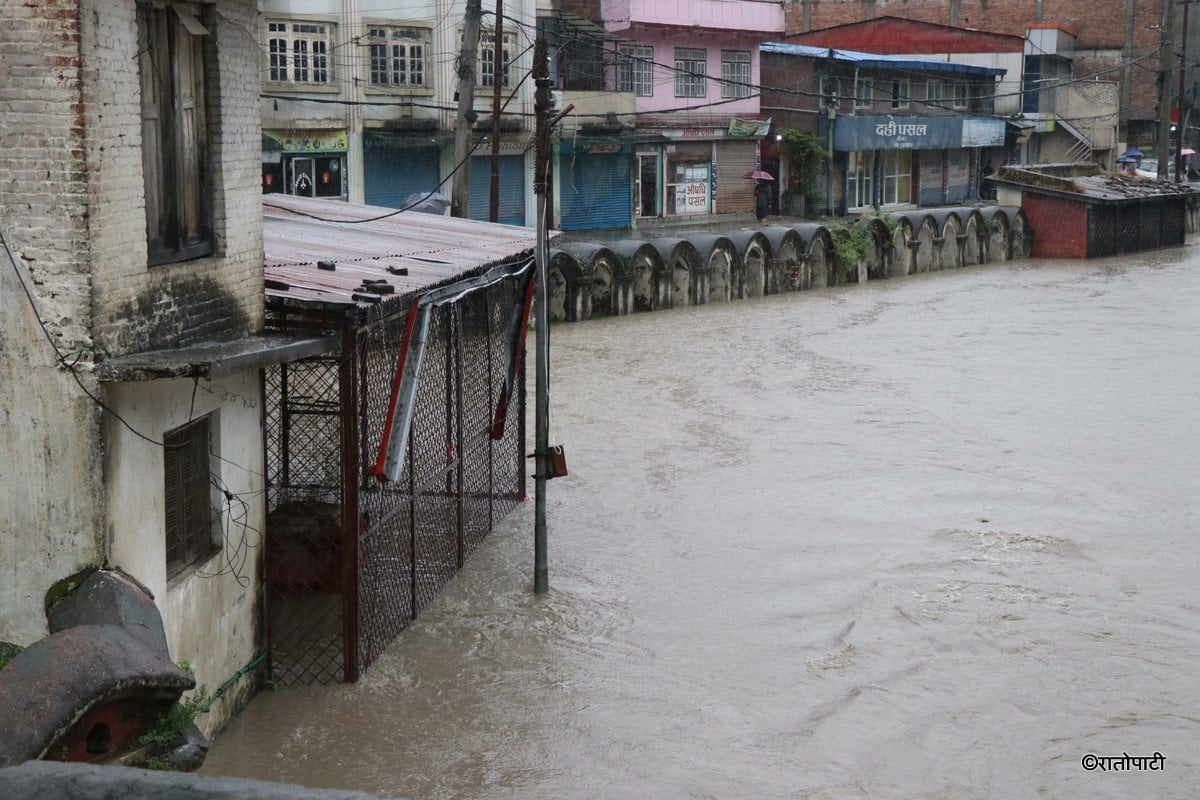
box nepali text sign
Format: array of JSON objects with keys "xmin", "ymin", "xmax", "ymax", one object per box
[{"xmin": 834, "ymin": 116, "xmax": 1003, "ymax": 151}]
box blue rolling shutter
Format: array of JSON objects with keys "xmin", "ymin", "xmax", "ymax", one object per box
[
  {"xmin": 468, "ymin": 155, "xmax": 526, "ymax": 226},
  {"xmin": 558, "ymin": 147, "xmax": 632, "ymax": 231},
  {"xmin": 364, "ymin": 141, "xmax": 440, "ymax": 208}
]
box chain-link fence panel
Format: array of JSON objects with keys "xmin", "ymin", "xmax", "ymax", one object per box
[{"xmin": 264, "ymin": 357, "xmax": 346, "ymax": 686}]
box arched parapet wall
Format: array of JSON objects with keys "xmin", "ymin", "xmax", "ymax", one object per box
[
  {"xmin": 761, "ymin": 227, "xmax": 804, "ymax": 293},
  {"xmin": 888, "ymin": 214, "xmax": 914, "ymax": 277},
  {"xmin": 981, "ymin": 207, "xmax": 1012, "ymax": 262},
  {"xmin": 608, "ymin": 240, "xmax": 664, "ymax": 312},
  {"xmin": 687, "ymin": 234, "xmax": 740, "ymax": 304},
  {"xmin": 928, "ymin": 211, "xmax": 964, "ymax": 269},
  {"xmin": 648, "ymin": 238, "xmax": 702, "ymax": 308},
  {"xmin": 855, "ymin": 216, "xmax": 895, "ymax": 280},
  {"xmin": 546, "ymin": 250, "xmax": 584, "ymax": 322},
  {"xmin": 958, "ymin": 209, "xmax": 987, "ymax": 266},
  {"xmin": 911, "ymin": 214, "xmax": 939, "ymax": 272},
  {"xmin": 727, "ymin": 230, "xmax": 771, "ymax": 299},
  {"xmin": 557, "ymin": 242, "xmax": 628, "ymax": 318},
  {"xmin": 1006, "ymin": 206, "xmax": 1033, "ymax": 259},
  {"xmin": 794, "ymin": 224, "xmax": 834, "ymax": 289}
]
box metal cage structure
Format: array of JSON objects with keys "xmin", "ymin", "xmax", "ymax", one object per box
[{"xmin": 263, "ymin": 263, "xmax": 531, "ymax": 685}]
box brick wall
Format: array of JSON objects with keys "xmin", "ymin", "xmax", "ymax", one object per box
[
  {"xmin": 1023, "ymin": 192, "xmax": 1088, "ymax": 257},
  {"xmin": 82, "ymin": 0, "xmax": 264, "ymax": 357},
  {"xmin": 786, "ymin": 0, "xmax": 1165, "ymax": 122}
]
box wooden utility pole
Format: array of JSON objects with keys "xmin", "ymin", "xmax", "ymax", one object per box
[
  {"xmin": 489, "ymin": 0, "xmax": 504, "ymax": 221},
  {"xmin": 1158, "ymin": 0, "xmax": 1177, "ymax": 179},
  {"xmin": 451, "ymin": 0, "xmax": 483, "ymax": 217}
]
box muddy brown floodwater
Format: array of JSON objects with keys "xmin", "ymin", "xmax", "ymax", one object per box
[{"xmin": 203, "ymin": 244, "xmax": 1200, "ymax": 799}]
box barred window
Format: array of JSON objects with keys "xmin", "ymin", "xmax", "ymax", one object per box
[
  {"xmin": 164, "ymin": 416, "xmax": 219, "ymax": 581},
  {"xmin": 618, "ymin": 45, "xmax": 654, "ymax": 96},
  {"xmin": 267, "ymin": 20, "xmax": 334, "ymax": 85},
  {"xmin": 720, "ymin": 50, "xmax": 751, "ymax": 99},
  {"xmin": 368, "ymin": 27, "xmax": 428, "ymax": 88},
  {"xmin": 675, "ymin": 47, "xmax": 706, "ymax": 98}
]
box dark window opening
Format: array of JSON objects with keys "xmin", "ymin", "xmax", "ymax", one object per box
[
  {"xmin": 138, "ymin": 2, "xmax": 214, "ymax": 266},
  {"xmin": 164, "ymin": 416, "xmax": 218, "ymax": 580}
]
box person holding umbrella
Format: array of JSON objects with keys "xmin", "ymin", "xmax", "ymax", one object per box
[{"xmin": 744, "ymin": 169, "xmax": 774, "ymax": 224}]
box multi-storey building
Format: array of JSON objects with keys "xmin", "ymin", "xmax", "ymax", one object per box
[
  {"xmin": 784, "ymin": 0, "xmax": 1166, "ymax": 152},
  {"xmin": 259, "ymin": 0, "xmax": 538, "ymax": 225},
  {"xmin": 760, "ymin": 43, "xmax": 1007, "ymax": 213},
  {"xmin": 0, "ymin": 0, "xmax": 321, "ymax": 734},
  {"xmin": 543, "ymin": 0, "xmax": 785, "ymax": 229},
  {"xmin": 783, "ymin": 17, "xmax": 1119, "ymax": 168}
]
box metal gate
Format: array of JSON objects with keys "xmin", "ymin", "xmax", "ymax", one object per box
[{"xmin": 264, "ymin": 263, "xmax": 531, "ymax": 684}]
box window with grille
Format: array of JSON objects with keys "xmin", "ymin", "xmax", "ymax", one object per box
[
  {"xmin": 164, "ymin": 416, "xmax": 218, "ymax": 580},
  {"xmin": 675, "ymin": 48, "xmax": 706, "ymax": 98},
  {"xmin": 721, "ymin": 50, "xmax": 751, "ymax": 99},
  {"xmin": 479, "ymin": 30, "xmax": 513, "ymax": 88},
  {"xmin": 618, "ymin": 45, "xmax": 654, "ymax": 96},
  {"xmin": 368, "ymin": 26, "xmax": 428, "ymax": 88},
  {"xmin": 267, "ymin": 20, "xmax": 334, "ymax": 86},
  {"xmin": 138, "ymin": 2, "xmax": 213, "ymax": 266}
]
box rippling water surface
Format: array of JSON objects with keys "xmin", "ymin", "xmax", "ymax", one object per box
[{"xmin": 203, "ymin": 245, "xmax": 1200, "ymax": 798}]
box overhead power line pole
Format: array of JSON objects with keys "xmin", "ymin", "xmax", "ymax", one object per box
[
  {"xmin": 533, "ymin": 35, "xmax": 551, "ymax": 595},
  {"xmin": 452, "ymin": 0, "xmax": 483, "ymax": 217},
  {"xmin": 489, "ymin": 0, "xmax": 504, "ymax": 221},
  {"xmin": 1157, "ymin": 0, "xmax": 1177, "ymax": 179}
]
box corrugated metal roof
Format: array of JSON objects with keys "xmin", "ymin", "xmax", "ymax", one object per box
[
  {"xmin": 761, "ymin": 42, "xmax": 1006, "ymax": 77},
  {"xmin": 263, "ymin": 195, "xmax": 539, "ymax": 310}
]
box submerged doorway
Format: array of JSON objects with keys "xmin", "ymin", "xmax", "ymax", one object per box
[{"xmin": 637, "ymin": 151, "xmax": 659, "ymax": 217}]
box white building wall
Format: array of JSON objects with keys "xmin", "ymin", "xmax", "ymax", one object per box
[{"xmin": 105, "ymin": 371, "xmax": 265, "ymax": 736}]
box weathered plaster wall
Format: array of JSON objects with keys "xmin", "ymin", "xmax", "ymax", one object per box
[
  {"xmin": 80, "ymin": 0, "xmax": 265, "ymax": 358},
  {"xmin": 0, "ymin": 0, "xmax": 106, "ymax": 646},
  {"xmin": 105, "ymin": 371, "xmax": 265, "ymax": 737}
]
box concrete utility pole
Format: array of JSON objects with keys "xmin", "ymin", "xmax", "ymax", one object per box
[
  {"xmin": 451, "ymin": 0, "xmax": 483, "ymax": 217},
  {"xmin": 1158, "ymin": 0, "xmax": 1177, "ymax": 179}
]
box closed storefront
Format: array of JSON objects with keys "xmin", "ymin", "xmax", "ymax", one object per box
[
  {"xmin": 468, "ymin": 154, "xmax": 526, "ymax": 227},
  {"xmin": 363, "ymin": 133, "xmax": 440, "ymax": 209},
  {"xmin": 713, "ymin": 140, "xmax": 757, "ymax": 214},
  {"xmin": 558, "ymin": 140, "xmax": 632, "ymax": 231}
]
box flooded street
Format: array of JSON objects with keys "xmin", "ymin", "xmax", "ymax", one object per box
[{"xmin": 203, "ymin": 244, "xmax": 1200, "ymax": 798}]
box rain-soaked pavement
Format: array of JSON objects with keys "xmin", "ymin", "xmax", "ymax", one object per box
[{"xmin": 202, "ymin": 243, "xmax": 1200, "ymax": 798}]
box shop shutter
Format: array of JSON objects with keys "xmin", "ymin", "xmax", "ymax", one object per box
[
  {"xmin": 363, "ymin": 143, "xmax": 440, "ymax": 209},
  {"xmin": 468, "ymin": 155, "xmax": 526, "ymax": 226},
  {"xmin": 713, "ymin": 140, "xmax": 758, "ymax": 214},
  {"xmin": 558, "ymin": 150, "xmax": 631, "ymax": 231}
]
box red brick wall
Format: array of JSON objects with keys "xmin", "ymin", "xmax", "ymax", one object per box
[{"xmin": 1022, "ymin": 192, "xmax": 1088, "ymax": 258}]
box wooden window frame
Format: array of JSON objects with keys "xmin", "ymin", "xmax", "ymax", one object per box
[
  {"xmin": 675, "ymin": 47, "xmax": 706, "ymax": 98},
  {"xmin": 138, "ymin": 2, "xmax": 214, "ymax": 267},
  {"xmin": 891, "ymin": 78, "xmax": 910, "ymax": 109},
  {"xmin": 163, "ymin": 415, "xmax": 220, "ymax": 582},
  {"xmin": 854, "ymin": 75, "xmax": 873, "ymax": 108},
  {"xmin": 479, "ymin": 30, "xmax": 514, "ymax": 89},
  {"xmin": 265, "ymin": 19, "xmax": 336, "ymax": 87},
  {"xmin": 367, "ymin": 26, "xmax": 430, "ymax": 89},
  {"xmin": 720, "ymin": 50, "xmax": 751, "ymax": 99},
  {"xmin": 617, "ymin": 44, "xmax": 654, "ymax": 97}
]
